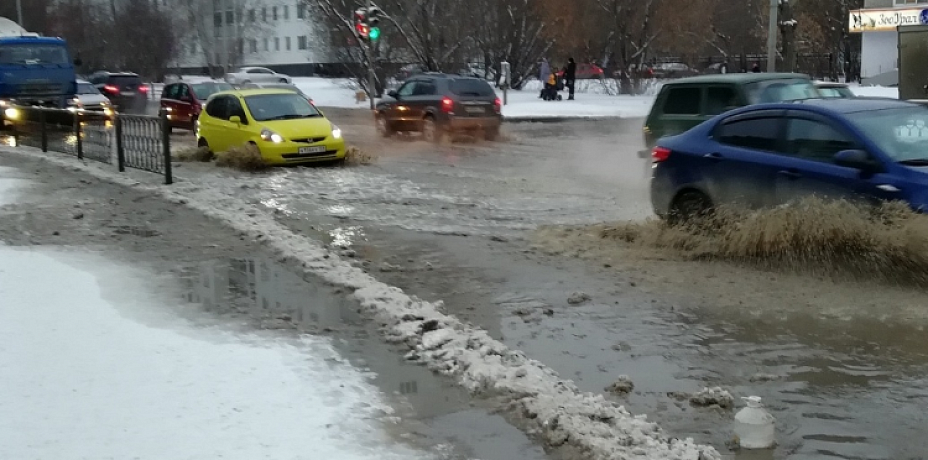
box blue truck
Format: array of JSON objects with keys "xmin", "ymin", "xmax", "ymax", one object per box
[{"xmin": 0, "ymin": 17, "xmax": 79, "ymax": 130}]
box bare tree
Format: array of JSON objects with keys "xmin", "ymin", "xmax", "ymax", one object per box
[
  {"xmin": 113, "ymin": 1, "xmax": 176, "ymax": 81},
  {"xmin": 177, "ymin": 0, "xmax": 269, "ymax": 77}
]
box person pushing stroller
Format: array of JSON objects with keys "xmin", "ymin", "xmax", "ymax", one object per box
[{"xmin": 542, "ymin": 68, "xmax": 563, "ymax": 101}]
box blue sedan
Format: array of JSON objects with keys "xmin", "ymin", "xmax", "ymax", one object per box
[{"xmin": 649, "ymin": 98, "xmax": 928, "ymax": 221}]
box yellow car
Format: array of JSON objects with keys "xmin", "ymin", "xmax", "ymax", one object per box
[{"xmin": 196, "ymin": 88, "xmax": 346, "ymax": 165}]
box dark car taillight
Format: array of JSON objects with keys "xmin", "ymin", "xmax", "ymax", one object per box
[
  {"xmin": 651, "ymin": 146, "xmax": 671, "ymax": 163},
  {"xmin": 138, "ymin": 85, "xmax": 149, "ymax": 94},
  {"xmin": 103, "ymin": 84, "xmax": 118, "ymax": 94},
  {"xmin": 493, "ymin": 97, "xmax": 501, "ymax": 114}
]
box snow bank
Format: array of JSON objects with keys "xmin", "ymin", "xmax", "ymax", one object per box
[
  {"xmin": 0, "ymin": 247, "xmax": 434, "ymax": 460},
  {"xmin": 0, "ymin": 145, "xmax": 721, "ymax": 460},
  {"xmin": 289, "ymin": 77, "xmax": 655, "ymax": 119},
  {"xmin": 850, "ymin": 85, "xmax": 899, "ymax": 99}
]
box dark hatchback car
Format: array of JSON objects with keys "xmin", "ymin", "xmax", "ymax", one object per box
[
  {"xmin": 642, "ymin": 73, "xmax": 820, "ymax": 151},
  {"xmin": 375, "ymin": 73, "xmax": 502, "ymax": 142},
  {"xmin": 88, "ymin": 71, "xmax": 149, "ymax": 113},
  {"xmin": 160, "ymin": 81, "xmax": 233, "ymax": 131},
  {"xmin": 649, "ymin": 98, "xmax": 928, "ymax": 221}
]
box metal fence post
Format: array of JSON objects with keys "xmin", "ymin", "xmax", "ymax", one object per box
[
  {"xmin": 115, "ymin": 115, "xmax": 125, "ymax": 172},
  {"xmin": 74, "ymin": 111, "xmax": 83, "ymax": 160},
  {"xmin": 161, "ymin": 111, "xmax": 172, "ymax": 185},
  {"xmin": 40, "ymin": 109, "xmax": 48, "ymax": 152}
]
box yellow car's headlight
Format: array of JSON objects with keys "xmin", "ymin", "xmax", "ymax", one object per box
[
  {"xmin": 260, "ymin": 128, "xmax": 284, "ymax": 143},
  {"xmin": 331, "ymin": 124, "xmax": 342, "ymax": 139},
  {"xmin": 4, "ymin": 107, "xmax": 19, "ymax": 120}
]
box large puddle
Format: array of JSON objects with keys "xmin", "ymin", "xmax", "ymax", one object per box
[
  {"xmin": 176, "ymin": 256, "xmax": 551, "ymax": 460},
  {"xmin": 306, "ymin": 226, "xmax": 928, "ymax": 460}
]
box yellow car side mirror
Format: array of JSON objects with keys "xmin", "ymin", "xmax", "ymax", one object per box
[{"xmin": 229, "ymin": 115, "xmax": 242, "ymax": 125}]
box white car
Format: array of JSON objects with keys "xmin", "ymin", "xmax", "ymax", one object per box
[
  {"xmin": 68, "ymin": 79, "xmax": 114, "ymax": 117},
  {"xmin": 223, "ymin": 67, "xmax": 291, "ymax": 85}
]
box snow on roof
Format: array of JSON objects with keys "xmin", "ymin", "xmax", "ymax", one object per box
[{"xmin": 0, "ymin": 17, "xmax": 29, "ymax": 37}]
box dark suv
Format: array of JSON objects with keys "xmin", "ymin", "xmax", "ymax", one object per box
[
  {"xmin": 88, "ymin": 71, "xmax": 149, "ymax": 114},
  {"xmin": 375, "ymin": 73, "xmax": 502, "ymax": 142}
]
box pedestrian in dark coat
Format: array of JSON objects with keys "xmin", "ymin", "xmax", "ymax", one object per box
[
  {"xmin": 565, "ymin": 58, "xmax": 577, "ymax": 100},
  {"xmin": 751, "ymin": 62, "xmax": 761, "ymax": 73}
]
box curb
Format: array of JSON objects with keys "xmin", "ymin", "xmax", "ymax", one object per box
[{"xmin": 0, "ymin": 145, "xmax": 721, "ymax": 460}]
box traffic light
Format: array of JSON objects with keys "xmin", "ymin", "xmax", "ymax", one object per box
[
  {"xmin": 366, "ymin": 7, "xmax": 381, "ymax": 41},
  {"xmin": 354, "ymin": 8, "xmax": 369, "ymax": 40}
]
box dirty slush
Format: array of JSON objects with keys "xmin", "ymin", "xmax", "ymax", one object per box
[{"xmin": 0, "ymin": 150, "xmax": 719, "ymax": 460}]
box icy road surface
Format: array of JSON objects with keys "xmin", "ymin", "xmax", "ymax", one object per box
[{"xmin": 0, "ymin": 247, "xmax": 436, "ymax": 460}]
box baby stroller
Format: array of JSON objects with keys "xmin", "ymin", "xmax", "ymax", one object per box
[{"xmin": 542, "ymin": 73, "xmax": 564, "ymax": 101}]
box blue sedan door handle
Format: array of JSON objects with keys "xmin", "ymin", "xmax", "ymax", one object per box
[
  {"xmin": 703, "ymin": 152, "xmax": 723, "ymax": 159},
  {"xmin": 778, "ymin": 169, "xmax": 802, "ymax": 179}
]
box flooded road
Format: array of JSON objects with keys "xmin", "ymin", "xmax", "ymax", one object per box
[
  {"xmin": 177, "ymin": 256, "xmax": 551, "ymax": 460},
  {"xmin": 149, "ymin": 107, "xmax": 928, "ymax": 459},
  {"xmin": 7, "ymin": 106, "xmax": 928, "ymax": 458},
  {"xmin": 0, "ymin": 156, "xmax": 552, "ymax": 460}
]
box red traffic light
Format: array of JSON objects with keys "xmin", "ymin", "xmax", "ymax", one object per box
[{"xmin": 355, "ymin": 22, "xmax": 369, "ymax": 39}]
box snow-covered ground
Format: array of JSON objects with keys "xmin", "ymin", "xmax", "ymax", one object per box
[
  {"xmin": 848, "ymin": 84, "xmax": 899, "ymax": 99},
  {"xmin": 0, "ymin": 245, "xmax": 438, "ymax": 460},
  {"xmin": 290, "ymin": 77, "xmax": 654, "ymax": 119},
  {"xmin": 152, "ymin": 75, "xmax": 900, "ymax": 121}
]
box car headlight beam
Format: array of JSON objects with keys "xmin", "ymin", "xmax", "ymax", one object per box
[
  {"xmin": 331, "ymin": 124, "xmax": 342, "ymax": 139},
  {"xmin": 4, "ymin": 107, "xmax": 19, "ymax": 120},
  {"xmin": 260, "ymin": 128, "xmax": 284, "ymax": 143}
]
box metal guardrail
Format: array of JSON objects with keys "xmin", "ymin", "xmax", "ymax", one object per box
[{"xmin": 5, "ymin": 106, "xmax": 172, "ymax": 184}]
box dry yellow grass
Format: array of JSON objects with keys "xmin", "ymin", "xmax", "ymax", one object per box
[
  {"xmin": 214, "ymin": 144, "xmax": 269, "ymax": 171},
  {"xmin": 558, "ymin": 197, "xmax": 928, "ymax": 286}
]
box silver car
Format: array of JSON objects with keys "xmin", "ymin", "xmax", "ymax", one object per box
[
  {"xmin": 223, "ymin": 67, "xmax": 291, "ymax": 85},
  {"xmin": 69, "ymin": 79, "xmax": 114, "ymax": 118}
]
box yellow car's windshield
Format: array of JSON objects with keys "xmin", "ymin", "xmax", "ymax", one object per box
[{"xmin": 244, "ymin": 93, "xmax": 321, "ymax": 122}]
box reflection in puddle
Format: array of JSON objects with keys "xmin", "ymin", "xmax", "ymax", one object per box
[
  {"xmin": 179, "ymin": 256, "xmax": 551, "ymax": 460},
  {"xmin": 327, "ymin": 204, "xmax": 354, "ymax": 218},
  {"xmin": 330, "ymin": 225, "xmax": 364, "ymax": 248}
]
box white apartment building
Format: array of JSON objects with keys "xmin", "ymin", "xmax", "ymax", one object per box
[
  {"xmin": 170, "ymin": 0, "xmax": 330, "ymax": 75},
  {"xmin": 850, "ymin": 0, "xmax": 928, "ymax": 79}
]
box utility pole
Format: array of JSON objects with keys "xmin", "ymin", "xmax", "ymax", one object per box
[
  {"xmin": 16, "ymin": 0, "xmax": 24, "ymax": 27},
  {"xmin": 766, "ymin": 0, "xmax": 778, "ymax": 72}
]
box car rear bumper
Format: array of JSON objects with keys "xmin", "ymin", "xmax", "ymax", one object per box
[
  {"xmin": 649, "ymin": 165, "xmax": 675, "ymax": 218},
  {"xmin": 256, "ymin": 138, "xmax": 347, "ymax": 165}
]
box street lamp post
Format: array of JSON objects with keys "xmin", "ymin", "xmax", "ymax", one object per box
[
  {"xmin": 16, "ymin": 0, "xmax": 24, "ymax": 27},
  {"xmin": 766, "ymin": 0, "xmax": 778, "ymax": 72}
]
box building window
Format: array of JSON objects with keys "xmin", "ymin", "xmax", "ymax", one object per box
[
  {"xmin": 298, "ymin": 35, "xmax": 308, "ymax": 50},
  {"xmin": 274, "ymin": 37, "xmax": 280, "ymax": 51},
  {"xmin": 248, "ymin": 9, "xmax": 256, "ymax": 22},
  {"xmin": 250, "ymin": 39, "xmax": 257, "ymax": 53},
  {"xmin": 262, "ymin": 7, "xmax": 267, "ymax": 21},
  {"xmin": 272, "ymin": 6, "xmax": 278, "ymax": 20},
  {"xmin": 297, "ymin": 3, "xmax": 305, "ymax": 19},
  {"xmin": 285, "ymin": 36, "xmax": 291, "ymax": 50},
  {"xmin": 213, "ymin": 11, "xmax": 222, "ymax": 28},
  {"xmin": 263, "ymin": 38, "xmax": 269, "ymax": 51},
  {"xmin": 283, "ymin": 5, "xmax": 289, "ymax": 20},
  {"xmin": 225, "ymin": 10, "xmax": 233, "ymax": 25}
]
